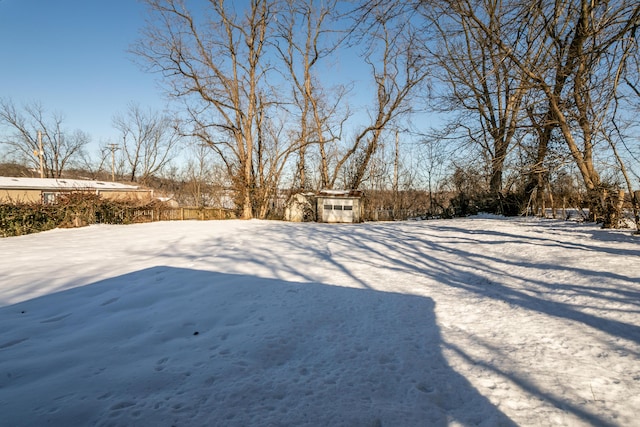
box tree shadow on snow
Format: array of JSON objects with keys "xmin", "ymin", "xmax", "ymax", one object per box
[
  {"xmin": 309, "ymin": 222, "xmax": 640, "ymax": 345},
  {"xmin": 0, "ymin": 267, "xmax": 516, "ymax": 427},
  {"xmin": 300, "ymin": 221, "xmax": 638, "ymax": 427}
]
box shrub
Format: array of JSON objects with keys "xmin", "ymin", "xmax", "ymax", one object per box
[{"xmin": 0, "ymin": 193, "xmax": 164, "ymax": 237}]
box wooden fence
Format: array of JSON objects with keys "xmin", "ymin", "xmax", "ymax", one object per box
[
  {"xmin": 119, "ymin": 207, "xmax": 236, "ymax": 223},
  {"xmin": 135, "ymin": 207, "xmax": 235, "ymax": 222}
]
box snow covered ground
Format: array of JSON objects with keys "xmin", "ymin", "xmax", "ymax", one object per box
[{"xmin": 0, "ymin": 217, "xmax": 638, "ymax": 426}]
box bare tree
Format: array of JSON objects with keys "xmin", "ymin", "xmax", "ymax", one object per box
[
  {"xmin": 275, "ymin": 0, "xmax": 347, "ymax": 190},
  {"xmin": 335, "ymin": 3, "xmax": 430, "ymax": 190},
  {"xmin": 252, "ymin": 96, "xmax": 303, "ymax": 218},
  {"xmin": 418, "ymin": 128, "xmax": 456, "ymax": 217},
  {"xmin": 135, "ymin": 0, "xmax": 294, "ymax": 219},
  {"xmin": 180, "ymin": 143, "xmax": 215, "ymax": 208},
  {"xmin": 112, "ymin": 103, "xmax": 179, "ymax": 184},
  {"xmin": 456, "ymin": 0, "xmax": 640, "ymax": 225},
  {"xmin": 0, "ymin": 99, "xmax": 89, "ymax": 178},
  {"xmin": 610, "ymin": 50, "xmax": 640, "ymax": 232},
  {"xmin": 422, "ymin": 0, "xmax": 532, "ymax": 213}
]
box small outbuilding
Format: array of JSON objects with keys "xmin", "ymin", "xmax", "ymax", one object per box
[
  {"xmin": 285, "ymin": 189, "xmax": 363, "ymax": 223},
  {"xmin": 284, "ymin": 192, "xmax": 316, "ymax": 222},
  {"xmin": 316, "ymin": 190, "xmax": 363, "ymax": 223},
  {"xmin": 0, "ymin": 177, "xmax": 153, "ymax": 204}
]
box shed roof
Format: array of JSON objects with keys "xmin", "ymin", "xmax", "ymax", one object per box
[
  {"xmin": 0, "ymin": 177, "xmax": 140, "ymax": 191},
  {"xmin": 317, "ymin": 189, "xmax": 363, "ymax": 198}
]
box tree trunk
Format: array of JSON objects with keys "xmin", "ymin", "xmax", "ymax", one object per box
[
  {"xmin": 588, "ymin": 186, "xmax": 624, "ymax": 228},
  {"xmin": 241, "ymin": 190, "xmax": 253, "ymax": 219},
  {"xmin": 601, "ymin": 189, "xmax": 625, "ymax": 229},
  {"xmin": 548, "ymin": 182, "xmax": 556, "ymax": 219},
  {"xmin": 489, "ymin": 152, "xmax": 504, "ymax": 213},
  {"xmin": 634, "ymin": 191, "xmax": 640, "ymax": 234}
]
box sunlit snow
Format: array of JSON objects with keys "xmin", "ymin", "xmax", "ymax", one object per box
[{"xmin": 1, "ymin": 217, "xmax": 638, "ymax": 426}]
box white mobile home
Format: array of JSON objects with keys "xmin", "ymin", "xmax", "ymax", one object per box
[{"xmin": 0, "ymin": 177, "xmax": 153, "ymax": 204}]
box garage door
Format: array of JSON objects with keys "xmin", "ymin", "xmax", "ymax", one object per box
[{"xmin": 322, "ymin": 201, "xmax": 354, "ymax": 223}]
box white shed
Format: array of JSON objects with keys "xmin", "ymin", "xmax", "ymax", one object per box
[
  {"xmin": 284, "ymin": 193, "xmax": 316, "ymax": 222},
  {"xmin": 316, "ymin": 190, "xmax": 363, "ymax": 223}
]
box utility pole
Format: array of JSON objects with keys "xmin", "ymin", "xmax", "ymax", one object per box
[
  {"xmin": 36, "ymin": 131, "xmax": 45, "ymax": 178},
  {"xmin": 106, "ymin": 143, "xmax": 119, "ymax": 182}
]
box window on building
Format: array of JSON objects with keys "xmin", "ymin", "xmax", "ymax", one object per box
[{"xmin": 42, "ymin": 192, "xmax": 60, "ymax": 204}]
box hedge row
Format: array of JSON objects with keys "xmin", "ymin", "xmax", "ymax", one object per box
[{"xmin": 0, "ymin": 193, "xmax": 163, "ymax": 238}]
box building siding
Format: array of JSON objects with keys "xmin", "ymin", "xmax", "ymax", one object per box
[{"xmin": 0, "ymin": 189, "xmax": 42, "ymax": 203}]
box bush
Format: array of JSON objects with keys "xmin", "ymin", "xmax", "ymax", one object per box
[
  {"xmin": 0, "ymin": 203, "xmax": 61, "ymax": 237},
  {"xmin": 0, "ymin": 193, "xmax": 163, "ymax": 238}
]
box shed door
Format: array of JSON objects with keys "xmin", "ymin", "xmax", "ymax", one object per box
[{"xmin": 323, "ymin": 199, "xmax": 354, "ymax": 223}]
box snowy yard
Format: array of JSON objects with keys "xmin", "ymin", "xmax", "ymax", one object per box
[{"xmin": 1, "ymin": 217, "xmax": 639, "ymax": 426}]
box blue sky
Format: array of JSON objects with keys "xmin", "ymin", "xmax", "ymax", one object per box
[
  {"xmin": 0, "ymin": 0, "xmax": 164, "ymax": 150},
  {"xmin": 0, "ymin": 0, "xmax": 409, "ymax": 163}
]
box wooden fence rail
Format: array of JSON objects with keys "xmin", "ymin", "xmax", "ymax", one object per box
[
  {"xmin": 130, "ymin": 207, "xmax": 236, "ymax": 222},
  {"xmin": 93, "ymin": 207, "xmax": 236, "ymax": 224}
]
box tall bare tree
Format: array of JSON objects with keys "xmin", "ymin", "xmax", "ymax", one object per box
[
  {"xmin": 610, "ymin": 45, "xmax": 640, "ymax": 231},
  {"xmin": 423, "ymin": 0, "xmax": 532, "ymax": 213},
  {"xmin": 456, "ymin": 0, "xmax": 640, "ymax": 224},
  {"xmin": 0, "ymin": 99, "xmax": 89, "ymax": 178},
  {"xmin": 336, "ymin": 2, "xmax": 430, "ymax": 190},
  {"xmin": 135, "ymin": 0, "xmax": 291, "ymax": 219},
  {"xmin": 275, "ymin": 0, "xmax": 347, "ymax": 190},
  {"xmin": 112, "ymin": 103, "xmax": 179, "ymax": 184}
]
